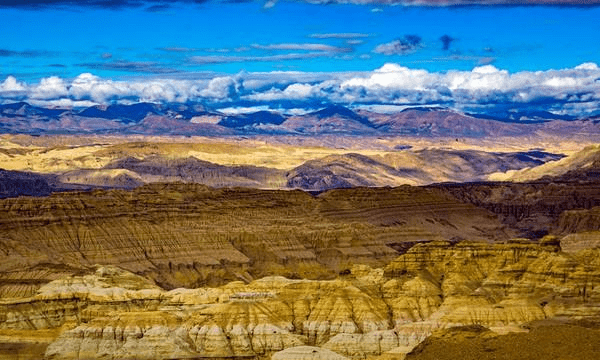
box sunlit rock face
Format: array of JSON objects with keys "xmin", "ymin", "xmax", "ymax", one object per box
[{"xmin": 1, "ymin": 239, "xmax": 599, "ymax": 360}]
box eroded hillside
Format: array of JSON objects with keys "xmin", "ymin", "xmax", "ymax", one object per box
[
  {"xmin": 1, "ymin": 241, "xmax": 599, "ymax": 359},
  {"xmin": 0, "ymin": 183, "xmax": 509, "ymax": 298}
]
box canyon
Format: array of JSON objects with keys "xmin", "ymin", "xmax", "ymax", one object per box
[{"xmin": 1, "ymin": 131, "xmax": 600, "ymax": 359}]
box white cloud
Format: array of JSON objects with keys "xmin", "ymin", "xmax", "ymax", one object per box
[
  {"xmin": 243, "ymin": 82, "xmax": 327, "ymax": 101},
  {"xmin": 575, "ymin": 62, "xmax": 599, "ymax": 71},
  {"xmin": 341, "ymin": 63, "xmax": 434, "ymax": 90},
  {"xmin": 218, "ymin": 106, "xmax": 271, "ymax": 115},
  {"xmin": 2, "ymin": 62, "xmax": 600, "ymax": 117},
  {"xmin": 30, "ymin": 76, "xmax": 68, "ymax": 99},
  {"xmin": 27, "ymin": 98, "xmax": 99, "ymax": 108},
  {"xmin": 0, "ymin": 76, "xmax": 27, "ymax": 92},
  {"xmin": 263, "ymin": 0, "xmax": 277, "ymax": 9},
  {"xmin": 338, "ymin": 62, "xmax": 600, "ymax": 106},
  {"xmin": 199, "ymin": 76, "xmax": 240, "ymax": 100},
  {"xmin": 70, "ymin": 73, "xmax": 132, "ymax": 103}
]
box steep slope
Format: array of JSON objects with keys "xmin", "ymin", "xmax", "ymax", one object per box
[
  {"xmin": 0, "ymin": 102, "xmax": 65, "ymax": 119},
  {"xmin": 286, "ymin": 153, "xmax": 430, "ymax": 190},
  {"xmin": 489, "ymin": 144, "xmax": 600, "ymax": 182},
  {"xmin": 434, "ymin": 181, "xmax": 600, "ymax": 239},
  {"xmin": 557, "ymin": 207, "xmax": 600, "ymax": 234},
  {"xmin": 77, "ymin": 103, "xmax": 163, "ymax": 124},
  {"xmin": 1, "ymin": 101, "xmax": 600, "ymax": 138},
  {"xmin": 57, "ymin": 169, "xmax": 146, "ymax": 189},
  {"xmin": 218, "ymin": 110, "xmax": 287, "ymax": 129},
  {"xmin": 0, "ymin": 184, "xmax": 510, "ymax": 297},
  {"xmin": 127, "ymin": 115, "xmax": 236, "ymax": 136}
]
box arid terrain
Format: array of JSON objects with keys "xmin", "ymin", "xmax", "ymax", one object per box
[
  {"xmin": 1, "ymin": 124, "xmax": 600, "ymax": 360},
  {"xmin": 3, "ymin": 0, "xmax": 600, "ymax": 357}
]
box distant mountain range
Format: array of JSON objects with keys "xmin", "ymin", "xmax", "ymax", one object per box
[{"xmin": 1, "ymin": 102, "xmax": 599, "ymax": 137}]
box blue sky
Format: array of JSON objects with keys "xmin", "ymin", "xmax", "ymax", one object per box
[
  {"xmin": 1, "ymin": 0, "xmax": 600, "ymax": 117},
  {"xmin": 1, "ymin": 2, "xmax": 599, "ymax": 79}
]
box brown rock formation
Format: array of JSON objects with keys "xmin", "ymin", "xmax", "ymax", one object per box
[
  {"xmin": 434, "ymin": 181, "xmax": 600, "ymax": 238},
  {"xmin": 0, "ymin": 184, "xmax": 509, "ymax": 296},
  {"xmin": 1, "ymin": 238, "xmax": 599, "ymax": 359},
  {"xmin": 557, "ymin": 207, "xmax": 600, "ymax": 234}
]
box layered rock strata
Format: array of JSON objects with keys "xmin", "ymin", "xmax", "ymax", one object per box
[
  {"xmin": 434, "ymin": 181, "xmax": 600, "ymax": 238},
  {"xmin": 0, "ymin": 184, "xmax": 509, "ymax": 296},
  {"xmin": 0, "ymin": 241, "xmax": 598, "ymax": 359}
]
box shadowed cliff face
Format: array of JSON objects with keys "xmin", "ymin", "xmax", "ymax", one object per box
[
  {"xmin": 433, "ymin": 181, "xmax": 600, "ymax": 239},
  {"xmin": 0, "ymin": 170, "xmax": 53, "ymax": 198},
  {"xmin": 0, "ymin": 183, "xmax": 510, "ymax": 297}
]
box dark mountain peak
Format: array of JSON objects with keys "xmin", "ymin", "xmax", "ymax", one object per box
[
  {"xmin": 219, "ymin": 110, "xmax": 286, "ymax": 128},
  {"xmin": 0, "ymin": 102, "xmax": 29, "ymax": 111},
  {"xmin": 311, "ymin": 105, "xmax": 358, "ymax": 119},
  {"xmin": 309, "ymin": 105, "xmax": 373, "ymax": 127},
  {"xmin": 0, "ymin": 101, "xmax": 66, "ymax": 119},
  {"xmin": 77, "ymin": 102, "xmax": 162, "ymax": 124}
]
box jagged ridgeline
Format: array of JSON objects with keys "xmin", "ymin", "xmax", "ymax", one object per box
[{"xmin": 0, "ymin": 183, "xmax": 510, "ymax": 297}]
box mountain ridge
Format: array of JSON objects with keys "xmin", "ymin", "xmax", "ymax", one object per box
[{"xmin": 2, "ymin": 102, "xmax": 599, "ymax": 138}]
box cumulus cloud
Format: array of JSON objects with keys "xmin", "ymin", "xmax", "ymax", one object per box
[
  {"xmin": 0, "ymin": 76, "xmax": 27, "ymax": 92},
  {"xmin": 2, "ymin": 62, "xmax": 600, "ymax": 117},
  {"xmin": 30, "ymin": 76, "xmax": 69, "ymax": 100},
  {"xmin": 244, "ymin": 82, "xmax": 325, "ymax": 101},
  {"xmin": 340, "ymin": 63, "xmax": 600, "ymax": 107},
  {"xmin": 199, "ymin": 76, "xmax": 241, "ymax": 100},
  {"xmin": 373, "ymin": 35, "xmax": 422, "ymax": 55}
]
